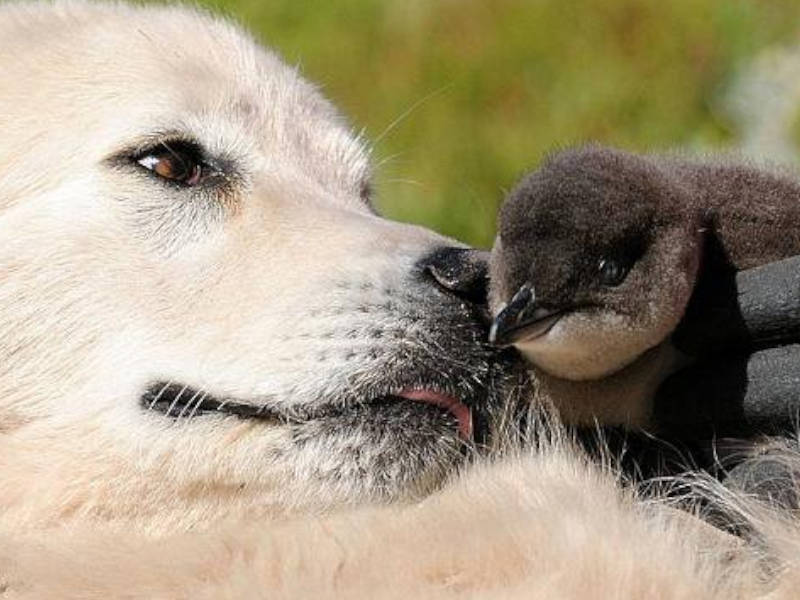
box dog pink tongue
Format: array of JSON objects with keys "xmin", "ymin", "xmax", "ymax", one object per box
[{"xmin": 398, "ymin": 389, "xmax": 473, "ymax": 440}]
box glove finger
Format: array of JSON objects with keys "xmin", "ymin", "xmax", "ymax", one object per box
[
  {"xmin": 674, "ymin": 254, "xmax": 800, "ymax": 354},
  {"xmin": 653, "ymin": 344, "xmax": 800, "ymax": 437}
]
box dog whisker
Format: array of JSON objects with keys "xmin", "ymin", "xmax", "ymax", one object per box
[
  {"xmin": 185, "ymin": 390, "xmax": 208, "ymax": 423},
  {"xmin": 148, "ymin": 381, "xmax": 173, "ymax": 411},
  {"xmin": 371, "ymin": 84, "xmax": 452, "ymax": 145},
  {"xmin": 165, "ymin": 384, "xmax": 188, "ymax": 419},
  {"xmin": 176, "ymin": 387, "xmax": 203, "ymax": 421}
]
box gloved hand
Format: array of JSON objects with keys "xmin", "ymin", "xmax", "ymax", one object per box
[
  {"xmin": 562, "ymin": 254, "xmax": 800, "ymax": 485},
  {"xmin": 654, "ymin": 254, "xmax": 800, "ymax": 439}
]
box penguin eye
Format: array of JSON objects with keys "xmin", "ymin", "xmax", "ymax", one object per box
[{"xmin": 598, "ymin": 258, "xmax": 630, "ymax": 287}]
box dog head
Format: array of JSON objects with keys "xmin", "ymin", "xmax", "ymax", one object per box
[{"xmin": 0, "ymin": 1, "xmax": 521, "ymax": 529}]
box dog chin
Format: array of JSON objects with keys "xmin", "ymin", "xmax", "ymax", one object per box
[{"xmin": 280, "ymin": 364, "xmax": 527, "ymax": 505}]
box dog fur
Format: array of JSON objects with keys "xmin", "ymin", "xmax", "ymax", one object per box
[
  {"xmin": 8, "ymin": 433, "xmax": 800, "ymax": 599},
  {"xmin": 3, "ymin": 2, "xmax": 800, "ymax": 598},
  {"xmin": 0, "ymin": 0, "xmax": 523, "ymax": 534}
]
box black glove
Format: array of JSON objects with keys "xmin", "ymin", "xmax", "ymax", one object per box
[{"xmin": 654, "ymin": 254, "xmax": 800, "ymax": 439}]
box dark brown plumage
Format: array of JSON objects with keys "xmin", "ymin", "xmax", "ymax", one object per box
[{"xmin": 489, "ymin": 144, "xmax": 800, "ymax": 382}]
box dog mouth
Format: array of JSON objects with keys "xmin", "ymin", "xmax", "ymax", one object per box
[{"xmin": 141, "ymin": 382, "xmax": 475, "ymax": 441}]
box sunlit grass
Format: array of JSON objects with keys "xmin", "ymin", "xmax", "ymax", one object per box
[{"xmin": 204, "ymin": 0, "xmax": 800, "ymax": 247}]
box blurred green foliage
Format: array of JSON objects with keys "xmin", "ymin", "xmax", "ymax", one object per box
[{"xmin": 204, "ymin": 0, "xmax": 800, "ymax": 247}]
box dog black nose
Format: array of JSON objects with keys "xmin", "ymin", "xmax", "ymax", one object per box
[{"xmin": 420, "ymin": 247, "xmax": 489, "ymax": 305}]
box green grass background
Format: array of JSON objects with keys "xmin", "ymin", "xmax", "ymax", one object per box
[{"xmin": 205, "ymin": 0, "xmax": 800, "ymax": 248}]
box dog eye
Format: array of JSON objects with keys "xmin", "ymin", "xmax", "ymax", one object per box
[
  {"xmin": 598, "ymin": 258, "xmax": 630, "ymax": 287},
  {"xmin": 359, "ymin": 180, "xmax": 372, "ymax": 203},
  {"xmin": 134, "ymin": 141, "xmax": 211, "ymax": 187}
]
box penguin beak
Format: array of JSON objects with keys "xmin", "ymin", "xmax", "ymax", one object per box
[{"xmin": 488, "ymin": 283, "xmax": 563, "ymax": 346}]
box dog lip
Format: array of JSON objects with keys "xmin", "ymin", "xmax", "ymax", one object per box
[
  {"xmin": 396, "ymin": 388, "xmax": 473, "ymax": 440},
  {"xmin": 141, "ymin": 383, "xmax": 474, "ymax": 440},
  {"xmin": 142, "ymin": 384, "xmax": 284, "ymax": 422}
]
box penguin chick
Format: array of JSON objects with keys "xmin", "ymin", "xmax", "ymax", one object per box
[{"xmin": 489, "ymin": 144, "xmax": 800, "ymax": 383}]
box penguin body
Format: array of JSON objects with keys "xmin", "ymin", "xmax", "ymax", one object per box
[{"xmin": 489, "ymin": 145, "xmax": 800, "ymax": 425}]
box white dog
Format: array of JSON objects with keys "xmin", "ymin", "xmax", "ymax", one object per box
[
  {"xmin": 3, "ymin": 3, "xmax": 800, "ymax": 598},
  {"xmin": 0, "ymin": 0, "xmax": 521, "ymax": 533}
]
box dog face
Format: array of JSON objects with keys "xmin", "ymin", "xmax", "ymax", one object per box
[{"xmin": 0, "ymin": 2, "xmax": 517, "ymax": 529}]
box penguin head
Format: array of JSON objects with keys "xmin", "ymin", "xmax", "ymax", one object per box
[{"xmin": 489, "ymin": 145, "xmax": 702, "ymax": 380}]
